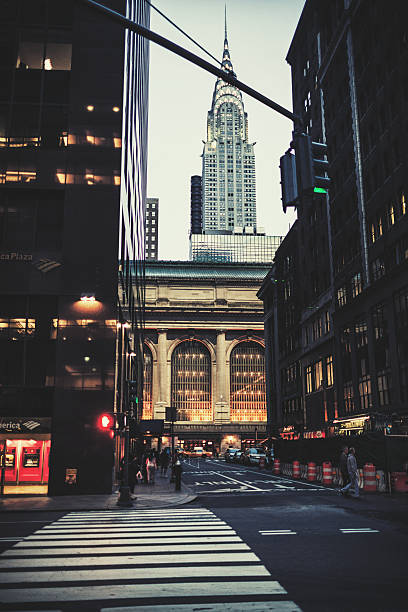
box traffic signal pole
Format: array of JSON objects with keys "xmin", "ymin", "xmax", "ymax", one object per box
[{"xmin": 78, "ymin": 0, "xmax": 302, "ymax": 128}]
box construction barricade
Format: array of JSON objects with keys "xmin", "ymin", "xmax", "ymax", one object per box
[
  {"xmin": 307, "ymin": 461, "xmax": 317, "ymax": 481},
  {"xmin": 292, "ymin": 460, "xmax": 300, "ymax": 479},
  {"xmin": 273, "ymin": 459, "xmax": 280, "ymax": 475},
  {"xmin": 322, "ymin": 461, "xmax": 333, "ymax": 486},
  {"xmin": 363, "ymin": 463, "xmax": 377, "ymax": 492}
]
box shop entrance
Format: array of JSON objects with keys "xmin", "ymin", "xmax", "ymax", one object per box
[{"xmin": 0, "ymin": 437, "xmax": 51, "ymax": 495}]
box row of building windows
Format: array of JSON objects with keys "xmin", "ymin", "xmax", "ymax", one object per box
[
  {"xmin": 369, "ymin": 193, "xmax": 406, "ymax": 244},
  {"xmin": 305, "ymin": 355, "xmax": 334, "ymax": 394}
]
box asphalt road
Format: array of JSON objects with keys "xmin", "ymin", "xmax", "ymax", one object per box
[{"xmin": 0, "ymin": 460, "xmax": 407, "ymax": 611}]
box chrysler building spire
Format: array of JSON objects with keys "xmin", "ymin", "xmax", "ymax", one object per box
[
  {"xmin": 200, "ymin": 15, "xmax": 257, "ymax": 234},
  {"xmin": 222, "ymin": 5, "xmax": 234, "ymax": 75}
]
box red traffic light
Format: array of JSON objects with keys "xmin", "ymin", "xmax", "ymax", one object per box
[{"xmin": 98, "ymin": 413, "xmax": 115, "ymax": 430}]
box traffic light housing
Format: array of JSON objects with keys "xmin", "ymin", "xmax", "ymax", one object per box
[
  {"xmin": 128, "ymin": 380, "xmax": 138, "ymax": 405},
  {"xmin": 279, "ymin": 150, "xmax": 298, "ymax": 212},
  {"xmin": 98, "ymin": 413, "xmax": 115, "ymax": 431},
  {"xmin": 293, "ymin": 133, "xmax": 330, "ymax": 195}
]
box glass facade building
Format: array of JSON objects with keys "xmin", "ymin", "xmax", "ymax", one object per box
[
  {"xmin": 190, "ymin": 232, "xmax": 282, "ymax": 264},
  {"xmin": 0, "ymin": 0, "xmax": 150, "ymax": 495}
]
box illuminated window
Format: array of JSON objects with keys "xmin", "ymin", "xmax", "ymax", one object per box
[
  {"xmin": 143, "ymin": 345, "xmax": 153, "ymax": 419},
  {"xmin": 358, "ymin": 374, "xmax": 372, "ymax": 411},
  {"xmin": 326, "ymin": 355, "xmax": 334, "ymax": 386},
  {"xmin": 351, "ymin": 272, "xmax": 362, "ymax": 298},
  {"xmin": 0, "ymin": 318, "xmax": 35, "ymax": 339},
  {"xmin": 16, "ymin": 33, "xmax": 71, "ymax": 70},
  {"xmin": 343, "ymin": 381, "xmax": 354, "ymax": 413},
  {"xmin": 230, "ymin": 342, "xmax": 266, "ymax": 422},
  {"xmin": 171, "ymin": 341, "xmax": 211, "ymax": 422},
  {"xmin": 314, "ymin": 360, "xmax": 323, "ymax": 389}
]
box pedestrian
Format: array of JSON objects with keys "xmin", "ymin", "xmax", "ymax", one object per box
[
  {"xmin": 339, "ymin": 445, "xmax": 349, "ymax": 488},
  {"xmin": 340, "ymin": 446, "xmax": 360, "ymax": 498},
  {"xmin": 159, "ymin": 448, "xmax": 170, "ymax": 476},
  {"xmin": 146, "ymin": 451, "xmax": 157, "ymax": 484}
]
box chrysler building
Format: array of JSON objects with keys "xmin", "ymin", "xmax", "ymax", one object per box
[{"xmin": 201, "ymin": 20, "xmax": 256, "ymax": 232}]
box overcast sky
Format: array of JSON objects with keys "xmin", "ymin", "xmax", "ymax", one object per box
[{"xmin": 147, "ymin": 0, "xmax": 305, "ymax": 261}]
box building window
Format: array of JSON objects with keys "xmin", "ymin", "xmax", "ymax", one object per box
[
  {"xmin": 377, "ymin": 370, "xmax": 390, "ymax": 406},
  {"xmin": 326, "ymin": 355, "xmax": 334, "ymax": 387},
  {"xmin": 142, "ymin": 345, "xmax": 153, "ymax": 419},
  {"xmin": 372, "ymin": 304, "xmax": 386, "ymax": 340},
  {"xmin": 355, "ymin": 321, "xmax": 368, "ymax": 348},
  {"xmin": 337, "ymin": 286, "xmax": 347, "ymax": 307},
  {"xmin": 314, "ymin": 360, "xmax": 323, "ymax": 390},
  {"xmin": 230, "ymin": 341, "xmax": 266, "ymax": 422},
  {"xmin": 343, "ymin": 381, "xmax": 354, "ymax": 413},
  {"xmin": 358, "ymin": 375, "xmax": 372, "ymax": 411},
  {"xmin": 371, "ymin": 257, "xmax": 385, "ymax": 281},
  {"xmin": 351, "ymin": 272, "xmax": 362, "ymax": 298},
  {"xmin": 171, "ymin": 341, "xmax": 211, "ymax": 422},
  {"xmin": 306, "ymin": 365, "xmax": 313, "ymax": 394}
]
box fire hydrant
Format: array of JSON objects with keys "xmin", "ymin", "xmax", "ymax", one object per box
[{"xmin": 174, "ymin": 459, "xmax": 182, "ymax": 491}]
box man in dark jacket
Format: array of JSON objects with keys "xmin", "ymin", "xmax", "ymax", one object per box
[
  {"xmin": 340, "ymin": 447, "xmax": 360, "ymax": 498},
  {"xmin": 339, "ymin": 446, "xmax": 349, "ymax": 488}
]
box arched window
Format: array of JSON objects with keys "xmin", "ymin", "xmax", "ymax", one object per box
[
  {"xmin": 230, "ymin": 341, "xmax": 266, "ymax": 422},
  {"xmin": 143, "ymin": 345, "xmax": 153, "ymax": 419},
  {"xmin": 171, "ymin": 341, "xmax": 212, "ymax": 422}
]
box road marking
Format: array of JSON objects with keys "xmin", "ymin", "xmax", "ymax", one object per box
[
  {"xmin": 259, "ymin": 530, "xmax": 297, "ymax": 536},
  {"xmin": 340, "ymin": 528, "xmax": 379, "ymax": 533},
  {"xmin": 207, "ymin": 471, "xmax": 264, "ymax": 491},
  {"xmin": 0, "ymin": 552, "xmax": 260, "ymax": 568},
  {"xmin": 6, "ymin": 542, "xmax": 250, "ymax": 555},
  {"xmin": 39, "ymin": 525, "xmax": 231, "ymax": 534},
  {"xmin": 0, "ymin": 564, "xmax": 271, "ymax": 583},
  {"xmin": 26, "ymin": 534, "xmax": 241, "ymax": 543},
  {"xmin": 0, "ymin": 581, "xmax": 287, "ymax": 603},
  {"xmin": 44, "ymin": 520, "xmax": 225, "ymax": 529},
  {"xmin": 103, "ymin": 603, "xmax": 302, "ymax": 612},
  {"xmin": 0, "ymin": 538, "xmax": 25, "ymax": 541}
]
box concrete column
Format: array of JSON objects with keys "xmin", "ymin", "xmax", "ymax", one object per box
[
  {"xmin": 154, "ymin": 329, "xmax": 168, "ymax": 420},
  {"xmin": 214, "ymin": 329, "xmax": 229, "ymax": 423}
]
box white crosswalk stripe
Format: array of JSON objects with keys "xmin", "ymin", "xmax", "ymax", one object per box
[{"xmin": 0, "ymin": 508, "xmax": 302, "ymax": 610}]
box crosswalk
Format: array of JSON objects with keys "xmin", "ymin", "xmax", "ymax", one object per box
[{"xmin": 0, "ymin": 507, "xmax": 301, "ymax": 611}]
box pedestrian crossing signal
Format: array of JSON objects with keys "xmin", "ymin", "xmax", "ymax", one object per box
[{"xmin": 98, "ymin": 413, "xmax": 115, "ymax": 431}]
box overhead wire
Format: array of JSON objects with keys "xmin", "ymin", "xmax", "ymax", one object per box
[{"xmin": 144, "ymin": 0, "xmax": 223, "ymax": 68}]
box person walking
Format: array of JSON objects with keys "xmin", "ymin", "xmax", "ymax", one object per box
[
  {"xmin": 340, "ymin": 446, "xmax": 360, "ymax": 498},
  {"xmin": 159, "ymin": 448, "xmax": 170, "ymax": 476},
  {"xmin": 146, "ymin": 451, "xmax": 157, "ymax": 484},
  {"xmin": 339, "ymin": 446, "xmax": 349, "ymax": 489}
]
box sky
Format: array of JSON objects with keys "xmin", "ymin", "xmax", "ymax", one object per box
[{"xmin": 146, "ymin": 0, "xmax": 305, "ymax": 261}]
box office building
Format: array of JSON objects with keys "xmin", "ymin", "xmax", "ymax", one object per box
[
  {"xmin": 0, "ymin": 0, "xmax": 150, "ymax": 494},
  {"xmin": 259, "ymin": 0, "xmax": 408, "ymax": 438},
  {"xmin": 145, "ymin": 197, "xmax": 159, "ymax": 260},
  {"xmin": 201, "ymin": 20, "xmax": 256, "ymax": 233},
  {"xmin": 190, "ymin": 230, "xmax": 282, "ymax": 264},
  {"xmin": 190, "ymin": 175, "xmax": 202, "ymax": 234}
]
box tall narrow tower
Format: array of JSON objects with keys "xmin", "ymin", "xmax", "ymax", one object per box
[{"xmin": 201, "ymin": 16, "xmax": 256, "ymax": 232}]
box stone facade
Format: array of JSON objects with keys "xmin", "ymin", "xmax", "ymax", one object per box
[{"xmin": 143, "ymin": 261, "xmax": 270, "ymax": 451}]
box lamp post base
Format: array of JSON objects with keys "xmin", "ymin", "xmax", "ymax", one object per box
[{"xmin": 117, "ymin": 485, "xmax": 134, "ymax": 507}]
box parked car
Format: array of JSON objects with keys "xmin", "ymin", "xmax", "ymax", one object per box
[
  {"xmin": 224, "ymin": 447, "xmax": 238, "ymax": 462},
  {"xmin": 241, "ymin": 447, "xmax": 266, "ymax": 466},
  {"xmin": 233, "ymin": 450, "xmax": 243, "ymax": 463}
]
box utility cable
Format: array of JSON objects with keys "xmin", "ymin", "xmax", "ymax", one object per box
[{"xmin": 145, "ymin": 0, "xmax": 222, "ymax": 68}]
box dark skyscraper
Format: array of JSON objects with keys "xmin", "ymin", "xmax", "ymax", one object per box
[
  {"xmin": 190, "ymin": 175, "xmax": 202, "ymax": 234},
  {"xmin": 0, "ymin": 0, "xmax": 150, "ymax": 494},
  {"xmin": 259, "ymin": 0, "xmax": 408, "ymax": 438}
]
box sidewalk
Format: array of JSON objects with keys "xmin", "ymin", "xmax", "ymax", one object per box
[{"xmin": 0, "ymin": 474, "xmax": 197, "ymax": 512}]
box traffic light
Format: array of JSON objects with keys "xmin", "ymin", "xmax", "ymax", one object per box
[
  {"xmin": 293, "ymin": 133, "xmax": 331, "ymax": 195},
  {"xmin": 98, "ymin": 413, "xmax": 115, "ymax": 431},
  {"xmin": 279, "ymin": 150, "xmax": 298, "ymax": 212},
  {"xmin": 128, "ymin": 380, "xmax": 138, "ymax": 405}
]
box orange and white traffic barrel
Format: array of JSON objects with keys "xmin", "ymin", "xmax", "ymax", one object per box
[
  {"xmin": 322, "ymin": 461, "xmax": 333, "ymax": 485},
  {"xmin": 273, "ymin": 459, "xmax": 280, "ymax": 475},
  {"xmin": 292, "ymin": 460, "xmax": 300, "ymax": 479},
  {"xmin": 363, "ymin": 463, "xmax": 377, "ymax": 492},
  {"xmin": 307, "ymin": 462, "xmax": 317, "ymax": 481}
]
